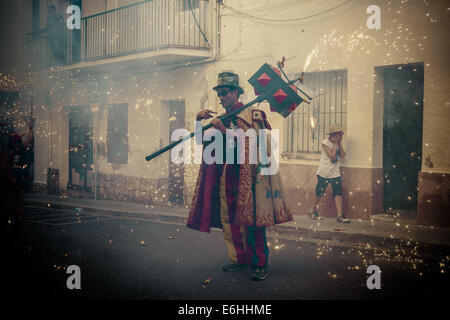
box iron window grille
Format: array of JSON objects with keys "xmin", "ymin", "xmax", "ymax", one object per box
[
  {"xmin": 181, "ymin": 0, "xmax": 201, "ymax": 11},
  {"xmin": 284, "ymin": 69, "xmax": 347, "ymax": 155}
]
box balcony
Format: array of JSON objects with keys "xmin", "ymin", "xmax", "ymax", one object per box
[{"xmin": 27, "ymin": 0, "xmax": 212, "ymax": 71}]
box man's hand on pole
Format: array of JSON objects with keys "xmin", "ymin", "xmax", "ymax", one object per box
[{"xmin": 196, "ymin": 109, "xmax": 217, "ymax": 121}]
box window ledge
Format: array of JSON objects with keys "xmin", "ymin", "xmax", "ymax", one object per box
[
  {"xmin": 110, "ymin": 163, "xmax": 128, "ymax": 170},
  {"xmin": 281, "ymin": 152, "xmax": 321, "ymax": 161}
]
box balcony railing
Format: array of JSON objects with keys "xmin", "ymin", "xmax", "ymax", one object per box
[{"xmin": 27, "ymin": 0, "xmax": 210, "ymax": 70}]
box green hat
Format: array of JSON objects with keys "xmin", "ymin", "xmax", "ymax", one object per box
[{"xmin": 213, "ymin": 71, "xmax": 244, "ymax": 95}]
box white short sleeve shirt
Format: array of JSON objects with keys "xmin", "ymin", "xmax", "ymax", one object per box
[{"xmin": 316, "ymin": 138, "xmax": 341, "ymax": 178}]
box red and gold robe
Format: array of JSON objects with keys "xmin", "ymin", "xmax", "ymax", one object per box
[{"xmin": 187, "ymin": 104, "xmax": 293, "ymax": 233}]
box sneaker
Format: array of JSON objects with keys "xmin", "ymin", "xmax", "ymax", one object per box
[
  {"xmin": 251, "ymin": 267, "xmax": 269, "ymax": 281},
  {"xmin": 337, "ymin": 215, "xmax": 350, "ymax": 223},
  {"xmin": 222, "ymin": 263, "xmax": 250, "ymax": 272},
  {"xmin": 309, "ymin": 209, "xmax": 323, "ymax": 220}
]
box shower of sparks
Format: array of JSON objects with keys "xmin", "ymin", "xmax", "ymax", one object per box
[{"xmin": 0, "ymin": 2, "xmax": 446, "ymax": 293}]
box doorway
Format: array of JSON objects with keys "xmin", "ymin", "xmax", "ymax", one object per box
[
  {"xmin": 68, "ymin": 106, "xmax": 93, "ymax": 192},
  {"xmin": 382, "ymin": 64, "xmax": 424, "ymax": 212},
  {"xmin": 167, "ymin": 100, "xmax": 185, "ymax": 206}
]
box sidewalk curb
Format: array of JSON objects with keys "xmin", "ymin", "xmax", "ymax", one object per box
[
  {"xmin": 25, "ymin": 198, "xmax": 450, "ymax": 260},
  {"xmin": 266, "ymin": 223, "xmax": 450, "ymax": 260},
  {"xmin": 24, "ymin": 199, "xmax": 188, "ymax": 225}
]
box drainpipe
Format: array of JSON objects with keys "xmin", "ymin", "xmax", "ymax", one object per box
[
  {"xmin": 93, "ymin": 103, "xmax": 99, "ymax": 200},
  {"xmin": 94, "ymin": 110, "xmax": 97, "ymax": 200},
  {"xmin": 216, "ymin": 0, "xmax": 222, "ymax": 60},
  {"xmin": 47, "ymin": 91, "xmax": 52, "ymax": 174}
]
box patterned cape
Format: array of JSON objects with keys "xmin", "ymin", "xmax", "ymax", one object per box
[{"xmin": 187, "ymin": 105, "xmax": 293, "ymax": 233}]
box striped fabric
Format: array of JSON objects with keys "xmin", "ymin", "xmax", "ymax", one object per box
[{"xmin": 220, "ymin": 164, "xmax": 268, "ymax": 267}]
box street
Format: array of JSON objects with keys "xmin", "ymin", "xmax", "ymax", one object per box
[{"xmin": 2, "ymin": 205, "xmax": 449, "ymax": 300}]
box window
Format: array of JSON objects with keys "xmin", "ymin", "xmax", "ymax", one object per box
[
  {"xmin": 284, "ymin": 70, "xmax": 347, "ymax": 154},
  {"xmin": 107, "ymin": 103, "xmax": 128, "ymax": 164}
]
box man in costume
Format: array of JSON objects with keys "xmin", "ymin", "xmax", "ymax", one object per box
[{"xmin": 187, "ymin": 71, "xmax": 293, "ymax": 281}]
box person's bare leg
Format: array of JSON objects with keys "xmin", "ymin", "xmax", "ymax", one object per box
[
  {"xmin": 314, "ymin": 196, "xmax": 322, "ymax": 212},
  {"xmin": 310, "ymin": 196, "xmax": 323, "ymax": 219},
  {"xmin": 334, "ymin": 195, "xmax": 342, "ymax": 217},
  {"xmin": 335, "ymin": 195, "xmax": 350, "ymax": 222}
]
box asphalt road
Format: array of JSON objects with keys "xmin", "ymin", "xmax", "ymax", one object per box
[{"xmin": 2, "ymin": 205, "xmax": 449, "ymax": 301}]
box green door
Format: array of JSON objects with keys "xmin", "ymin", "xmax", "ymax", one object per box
[{"xmin": 383, "ymin": 64, "xmax": 423, "ymax": 211}]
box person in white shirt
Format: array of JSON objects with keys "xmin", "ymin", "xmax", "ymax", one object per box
[{"xmin": 310, "ymin": 123, "xmax": 350, "ymax": 223}]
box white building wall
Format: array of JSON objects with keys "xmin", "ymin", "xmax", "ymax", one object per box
[{"xmin": 24, "ymin": 0, "xmax": 449, "ymax": 215}]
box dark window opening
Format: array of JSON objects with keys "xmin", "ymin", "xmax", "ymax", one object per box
[{"xmin": 107, "ymin": 103, "xmax": 128, "ymax": 164}]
